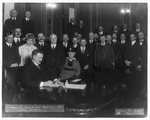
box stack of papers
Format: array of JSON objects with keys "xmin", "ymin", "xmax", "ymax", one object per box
[
  {"xmin": 69, "ymin": 79, "xmax": 82, "ymax": 83},
  {"xmin": 63, "ymin": 84, "xmax": 86, "ymax": 90}
]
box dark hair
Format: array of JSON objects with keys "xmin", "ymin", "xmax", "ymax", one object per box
[
  {"xmin": 32, "ymin": 49, "xmax": 43, "ymax": 58},
  {"xmin": 5, "ymin": 31, "xmax": 14, "ymax": 37}
]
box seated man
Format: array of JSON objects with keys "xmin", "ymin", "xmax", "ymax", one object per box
[
  {"xmin": 23, "ymin": 49, "xmax": 53, "ymax": 88},
  {"xmin": 60, "ymin": 47, "xmax": 81, "ymax": 81}
]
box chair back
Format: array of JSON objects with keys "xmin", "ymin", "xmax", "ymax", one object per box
[{"xmin": 4, "ymin": 67, "xmax": 23, "ymax": 87}]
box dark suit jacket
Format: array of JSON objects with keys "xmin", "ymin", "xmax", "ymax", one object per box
[
  {"xmin": 3, "ymin": 42, "xmax": 20, "ymax": 68},
  {"xmin": 116, "ymin": 42, "xmax": 127, "ymax": 67},
  {"xmin": 70, "ymin": 43, "xmax": 80, "ymax": 52},
  {"xmin": 76, "ymin": 46, "xmax": 91, "ymax": 72},
  {"xmin": 124, "ymin": 42, "xmax": 141, "ymax": 67},
  {"xmin": 94, "ymin": 43, "xmax": 115, "ymax": 69},
  {"xmin": 23, "ymin": 60, "xmax": 48, "ymax": 88},
  {"xmin": 45, "ymin": 44, "xmax": 65, "ymax": 79},
  {"xmin": 77, "ymin": 26, "xmax": 86, "ymax": 38},
  {"xmin": 13, "ymin": 38, "xmax": 26, "ymax": 48},
  {"xmin": 22, "ymin": 18, "xmax": 34, "ymax": 36},
  {"xmin": 67, "ymin": 23, "xmax": 78, "ymax": 42},
  {"xmin": 138, "ymin": 40, "xmax": 147, "ymax": 68},
  {"xmin": 59, "ymin": 42, "xmax": 72, "ymax": 57},
  {"xmin": 87, "ymin": 41, "xmax": 96, "ymax": 67},
  {"xmin": 4, "ymin": 17, "xmax": 23, "ymax": 34}
]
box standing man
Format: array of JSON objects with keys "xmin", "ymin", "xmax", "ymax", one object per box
[
  {"xmin": 124, "ymin": 34, "xmax": 141, "ymax": 68},
  {"xmin": 116, "ymin": 33, "xmax": 127, "ymax": 68},
  {"xmin": 45, "ymin": 34, "xmax": 65, "ymax": 80},
  {"xmin": 97, "ymin": 26, "xmax": 107, "ymax": 37},
  {"xmin": 35, "ymin": 33, "xmax": 49, "ymax": 68},
  {"xmin": 87, "ymin": 32, "xmax": 96, "ymax": 71},
  {"xmin": 67, "ymin": 17, "xmax": 78, "ymax": 43},
  {"xmin": 132, "ymin": 22, "xmax": 145, "ymax": 42},
  {"xmin": 120, "ymin": 23, "xmax": 131, "ymax": 43},
  {"xmin": 60, "ymin": 34, "xmax": 71, "ymax": 57},
  {"xmin": 3, "ymin": 32, "xmax": 20, "ymax": 68},
  {"xmin": 13, "ymin": 28, "xmax": 25, "ymax": 47},
  {"xmin": 22, "ymin": 11, "xmax": 34, "ymax": 37},
  {"xmin": 77, "ymin": 20, "xmax": 86, "ymax": 38},
  {"xmin": 71, "ymin": 37, "xmax": 80, "ymax": 51},
  {"xmin": 94, "ymin": 35, "xmax": 115, "ymax": 69},
  {"xmin": 76, "ymin": 39, "xmax": 91, "ymax": 78},
  {"xmin": 137, "ymin": 32, "xmax": 147, "ymax": 69},
  {"xmin": 4, "ymin": 9, "xmax": 23, "ymax": 35}
]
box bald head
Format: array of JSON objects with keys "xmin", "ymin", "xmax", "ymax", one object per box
[{"xmin": 50, "ymin": 34, "xmax": 57, "ymax": 44}]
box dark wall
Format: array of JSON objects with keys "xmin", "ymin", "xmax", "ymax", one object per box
[{"xmin": 13, "ymin": 3, "xmax": 147, "ymax": 39}]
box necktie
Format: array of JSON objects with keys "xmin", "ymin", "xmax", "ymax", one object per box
[
  {"xmin": 17, "ymin": 39, "xmax": 19, "ymax": 43},
  {"xmin": 82, "ymin": 47, "xmax": 85, "ymax": 54},
  {"xmin": 140, "ymin": 42, "xmax": 142, "ymax": 46},
  {"xmin": 52, "ymin": 45, "xmax": 55, "ymax": 49},
  {"xmin": 9, "ymin": 44, "xmax": 12, "ymax": 48}
]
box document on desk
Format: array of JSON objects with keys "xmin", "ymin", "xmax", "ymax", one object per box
[
  {"xmin": 63, "ymin": 84, "xmax": 86, "ymax": 90},
  {"xmin": 69, "ymin": 79, "xmax": 82, "ymax": 83}
]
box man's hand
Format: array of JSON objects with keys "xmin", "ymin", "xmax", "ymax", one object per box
[
  {"xmin": 10, "ymin": 63, "xmax": 18, "ymax": 67},
  {"xmin": 84, "ymin": 65, "xmax": 89, "ymax": 70},
  {"xmin": 43, "ymin": 80, "xmax": 53, "ymax": 86},
  {"xmin": 136, "ymin": 65, "xmax": 142, "ymax": 71},
  {"xmin": 125, "ymin": 60, "xmax": 132, "ymax": 66}
]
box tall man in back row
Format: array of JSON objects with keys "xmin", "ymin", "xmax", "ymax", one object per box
[{"xmin": 45, "ymin": 34, "xmax": 65, "ymax": 80}]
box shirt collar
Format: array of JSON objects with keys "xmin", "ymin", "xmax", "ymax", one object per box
[
  {"xmin": 51, "ymin": 44, "xmax": 56, "ymax": 47},
  {"xmin": 136, "ymin": 29, "xmax": 140, "ymax": 32},
  {"xmin": 39, "ymin": 41, "xmax": 44, "ymax": 45},
  {"xmin": 26, "ymin": 17, "xmax": 30, "ymax": 21},
  {"xmin": 123, "ymin": 29, "xmax": 126, "ymax": 31},
  {"xmin": 131, "ymin": 41, "xmax": 136, "ymax": 46},
  {"xmin": 101, "ymin": 42, "xmax": 105, "ymax": 46},
  {"xmin": 32, "ymin": 60, "xmax": 39, "ymax": 66},
  {"xmin": 139, "ymin": 39, "xmax": 144, "ymax": 42},
  {"xmin": 112, "ymin": 39, "xmax": 117, "ymax": 43},
  {"xmin": 14, "ymin": 37, "xmax": 20, "ymax": 43},
  {"xmin": 67, "ymin": 57, "xmax": 76, "ymax": 61},
  {"xmin": 6, "ymin": 42, "xmax": 12, "ymax": 46},
  {"xmin": 89, "ymin": 39, "xmax": 93, "ymax": 43},
  {"xmin": 12, "ymin": 17, "xmax": 16, "ymax": 20},
  {"xmin": 63, "ymin": 42, "xmax": 68, "ymax": 45}
]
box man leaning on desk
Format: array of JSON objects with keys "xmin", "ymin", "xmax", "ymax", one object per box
[{"xmin": 23, "ymin": 49, "xmax": 59, "ymax": 88}]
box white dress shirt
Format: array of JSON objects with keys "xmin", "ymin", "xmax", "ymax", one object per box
[
  {"xmin": 51, "ymin": 44, "xmax": 56, "ymax": 49},
  {"xmin": 131, "ymin": 41, "xmax": 136, "ymax": 46},
  {"xmin": 14, "ymin": 37, "xmax": 20, "ymax": 43}
]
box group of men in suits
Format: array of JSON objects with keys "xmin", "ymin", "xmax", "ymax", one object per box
[
  {"xmin": 3, "ymin": 9, "xmax": 34, "ymax": 38},
  {"xmin": 3, "ymin": 10, "xmax": 147, "ymax": 88}
]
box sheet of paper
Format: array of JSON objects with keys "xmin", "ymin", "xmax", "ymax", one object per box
[
  {"xmin": 63, "ymin": 84, "xmax": 86, "ymax": 90},
  {"xmin": 69, "ymin": 79, "xmax": 82, "ymax": 83}
]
